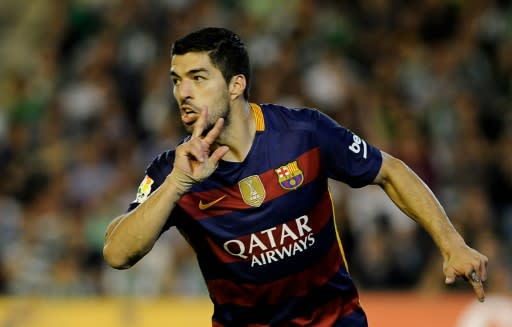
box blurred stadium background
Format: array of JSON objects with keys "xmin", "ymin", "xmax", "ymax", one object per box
[{"xmin": 0, "ymin": 0, "xmax": 511, "ymax": 326}]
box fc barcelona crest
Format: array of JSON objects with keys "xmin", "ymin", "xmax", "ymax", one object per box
[
  {"xmin": 275, "ymin": 161, "xmax": 304, "ymax": 190},
  {"xmin": 239, "ymin": 175, "xmax": 266, "ymax": 207}
]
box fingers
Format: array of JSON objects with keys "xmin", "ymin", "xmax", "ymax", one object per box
[
  {"xmin": 444, "ymin": 267, "xmax": 456, "ymax": 285},
  {"xmin": 185, "ymin": 107, "xmax": 225, "ymax": 162},
  {"xmin": 191, "ymin": 107, "xmax": 224, "ymax": 146},
  {"xmin": 445, "ymin": 268, "xmax": 485, "ymax": 302},
  {"xmin": 468, "ymin": 254, "xmax": 488, "ymax": 302},
  {"xmin": 192, "ymin": 108, "xmax": 208, "ymax": 138},
  {"xmin": 444, "ymin": 255, "xmax": 487, "ymax": 302},
  {"xmin": 185, "ymin": 137, "xmax": 228, "ymax": 165},
  {"xmin": 176, "ymin": 137, "xmax": 207, "ymax": 163},
  {"xmin": 471, "ymin": 255, "xmax": 488, "ymax": 302},
  {"xmin": 209, "ymin": 146, "xmax": 230, "ymax": 165},
  {"xmin": 470, "ymin": 270, "xmax": 481, "ymax": 283},
  {"xmin": 467, "ymin": 270, "xmax": 485, "ymax": 302},
  {"xmin": 478, "ymin": 256, "xmax": 488, "ymax": 282},
  {"xmin": 203, "ymin": 117, "xmax": 225, "ymax": 146},
  {"xmin": 177, "ymin": 107, "xmax": 228, "ymax": 179},
  {"xmin": 190, "ymin": 140, "xmax": 207, "ymax": 163},
  {"xmin": 177, "ymin": 123, "xmax": 228, "ymax": 166}
]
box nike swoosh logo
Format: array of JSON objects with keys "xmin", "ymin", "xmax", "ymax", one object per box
[{"xmin": 198, "ymin": 195, "xmax": 227, "ymax": 210}]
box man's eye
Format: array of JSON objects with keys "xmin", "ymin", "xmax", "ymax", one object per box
[
  {"xmin": 172, "ymin": 79, "xmax": 180, "ymax": 85},
  {"xmin": 194, "ymin": 76, "xmax": 204, "ymax": 81}
]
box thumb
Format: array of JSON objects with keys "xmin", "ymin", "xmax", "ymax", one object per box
[{"xmin": 444, "ymin": 267, "xmax": 456, "ymax": 284}]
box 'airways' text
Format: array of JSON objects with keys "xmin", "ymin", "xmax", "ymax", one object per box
[{"xmin": 222, "ymin": 215, "xmax": 316, "ymax": 267}]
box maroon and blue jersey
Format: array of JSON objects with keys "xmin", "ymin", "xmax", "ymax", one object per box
[{"xmin": 129, "ymin": 103, "xmax": 383, "ymax": 326}]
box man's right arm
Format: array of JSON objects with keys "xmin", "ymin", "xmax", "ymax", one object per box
[
  {"xmin": 103, "ymin": 172, "xmax": 186, "ymax": 269},
  {"xmin": 103, "ymin": 110, "xmax": 229, "ymax": 270}
]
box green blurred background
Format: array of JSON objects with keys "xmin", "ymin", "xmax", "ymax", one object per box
[{"xmin": 0, "ymin": 0, "xmax": 511, "ymax": 325}]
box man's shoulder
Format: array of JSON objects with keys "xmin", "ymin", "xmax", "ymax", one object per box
[
  {"xmin": 260, "ymin": 103, "xmax": 319, "ymax": 116},
  {"xmin": 146, "ymin": 149, "xmax": 175, "ymax": 174},
  {"xmin": 259, "ymin": 103, "xmax": 321, "ymax": 130}
]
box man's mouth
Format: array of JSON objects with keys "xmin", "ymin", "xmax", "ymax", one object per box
[{"xmin": 180, "ymin": 106, "xmax": 199, "ymax": 125}]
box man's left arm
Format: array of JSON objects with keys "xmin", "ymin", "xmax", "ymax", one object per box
[{"xmin": 373, "ymin": 151, "xmax": 488, "ymax": 302}]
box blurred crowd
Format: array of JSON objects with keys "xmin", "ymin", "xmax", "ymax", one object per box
[{"xmin": 0, "ymin": 0, "xmax": 511, "ymax": 298}]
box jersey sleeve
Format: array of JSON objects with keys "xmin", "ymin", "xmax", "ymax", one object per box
[
  {"xmin": 126, "ymin": 151, "xmax": 179, "ymax": 232},
  {"xmin": 314, "ymin": 110, "xmax": 382, "ymax": 188}
]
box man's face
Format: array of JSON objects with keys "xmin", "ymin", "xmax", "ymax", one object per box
[{"xmin": 170, "ymin": 52, "xmax": 230, "ymax": 134}]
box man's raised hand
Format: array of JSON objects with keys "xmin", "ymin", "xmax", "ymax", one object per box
[{"xmin": 169, "ymin": 109, "xmax": 229, "ymax": 193}]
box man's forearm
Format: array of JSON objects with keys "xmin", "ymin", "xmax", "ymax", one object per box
[{"xmin": 377, "ymin": 154, "xmax": 466, "ymax": 257}]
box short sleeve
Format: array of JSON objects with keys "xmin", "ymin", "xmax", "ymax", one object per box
[
  {"xmin": 315, "ymin": 110, "xmax": 382, "ymax": 188},
  {"xmin": 126, "ymin": 151, "xmax": 180, "ymax": 232}
]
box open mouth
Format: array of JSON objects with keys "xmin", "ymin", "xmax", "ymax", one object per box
[{"xmin": 180, "ymin": 106, "xmax": 199, "ymax": 125}]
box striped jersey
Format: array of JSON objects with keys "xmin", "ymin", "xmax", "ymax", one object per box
[{"xmin": 128, "ymin": 103, "xmax": 383, "ymax": 326}]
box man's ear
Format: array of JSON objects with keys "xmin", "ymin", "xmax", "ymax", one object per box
[{"xmin": 228, "ymin": 75, "xmax": 246, "ymax": 100}]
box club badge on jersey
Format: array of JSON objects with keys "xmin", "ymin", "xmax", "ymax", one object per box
[{"xmin": 275, "ymin": 160, "xmax": 304, "ymax": 190}]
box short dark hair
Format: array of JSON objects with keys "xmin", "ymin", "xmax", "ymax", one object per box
[{"xmin": 171, "ymin": 27, "xmax": 251, "ymax": 100}]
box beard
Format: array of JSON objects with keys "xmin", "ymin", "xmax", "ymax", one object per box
[
  {"xmin": 201, "ymin": 103, "xmax": 230, "ymax": 137},
  {"xmin": 181, "ymin": 99, "xmax": 231, "ymax": 136}
]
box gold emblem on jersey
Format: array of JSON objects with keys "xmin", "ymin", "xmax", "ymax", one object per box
[{"xmin": 238, "ymin": 175, "xmax": 266, "ymax": 207}]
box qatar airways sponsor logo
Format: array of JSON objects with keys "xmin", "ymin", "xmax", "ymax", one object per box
[{"xmin": 223, "ymin": 215, "xmax": 315, "ymax": 267}]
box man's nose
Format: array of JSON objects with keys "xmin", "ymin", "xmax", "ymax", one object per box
[{"xmin": 175, "ymin": 79, "xmax": 193, "ymax": 101}]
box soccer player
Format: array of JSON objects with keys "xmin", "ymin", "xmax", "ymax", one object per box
[{"xmin": 103, "ymin": 27, "xmax": 488, "ymax": 326}]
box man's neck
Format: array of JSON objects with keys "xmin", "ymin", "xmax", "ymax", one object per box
[{"xmin": 216, "ymin": 101, "xmax": 255, "ymax": 162}]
